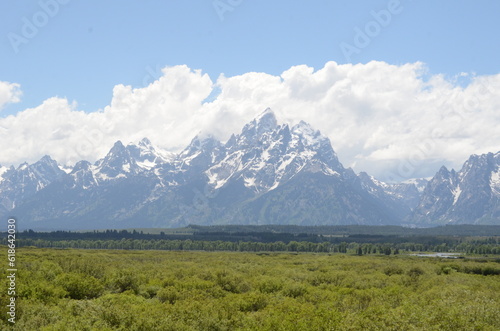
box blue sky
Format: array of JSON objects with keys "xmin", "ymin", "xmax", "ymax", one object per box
[
  {"xmin": 0, "ymin": 0, "xmax": 499, "ymax": 181},
  {"xmin": 2, "ymin": 0, "xmax": 499, "ymax": 114}
]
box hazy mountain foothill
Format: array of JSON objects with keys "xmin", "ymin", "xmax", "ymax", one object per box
[{"xmin": 1, "ymin": 109, "xmax": 498, "ymax": 230}]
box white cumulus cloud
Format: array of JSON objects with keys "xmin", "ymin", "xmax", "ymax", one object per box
[
  {"xmin": 1, "ymin": 62, "xmax": 499, "ymax": 182},
  {"xmin": 0, "ymin": 81, "xmax": 22, "ymax": 110}
]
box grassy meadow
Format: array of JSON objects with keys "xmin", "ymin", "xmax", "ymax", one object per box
[{"xmin": 1, "ymin": 247, "xmax": 499, "ymax": 330}]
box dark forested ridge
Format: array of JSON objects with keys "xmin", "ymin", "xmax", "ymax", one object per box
[
  {"xmin": 185, "ymin": 224, "xmax": 500, "ymax": 236},
  {"xmin": 3, "ymin": 224, "xmax": 500, "ymax": 255},
  {"xmin": 7, "ymin": 224, "xmax": 500, "ymax": 240}
]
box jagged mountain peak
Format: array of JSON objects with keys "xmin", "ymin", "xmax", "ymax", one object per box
[
  {"xmin": 69, "ymin": 160, "xmax": 97, "ymax": 189},
  {"xmin": 126, "ymin": 138, "xmax": 174, "ymax": 167},
  {"xmin": 408, "ymin": 150, "xmax": 500, "ymax": 225},
  {"xmin": 437, "ymin": 165, "xmax": 450, "ymax": 174},
  {"xmin": 205, "ymin": 109, "xmax": 345, "ymax": 193},
  {"xmin": 71, "ymin": 160, "xmax": 92, "ymax": 173},
  {"xmin": 357, "ymin": 171, "xmax": 421, "ymax": 217},
  {"xmin": 0, "ymin": 165, "xmax": 15, "ymax": 181},
  {"xmin": 18, "ymin": 162, "xmax": 29, "ymax": 170},
  {"xmin": 174, "ymin": 134, "xmax": 224, "ymax": 175},
  {"xmin": 138, "ymin": 137, "xmax": 152, "ymax": 148},
  {"xmin": 358, "ymin": 171, "xmax": 380, "ymax": 184},
  {"xmin": 190, "ymin": 134, "xmax": 220, "ymax": 147},
  {"xmin": 92, "ymin": 137, "xmax": 179, "ymax": 181},
  {"xmin": 0, "ymin": 154, "xmax": 67, "ymax": 212},
  {"xmin": 292, "ymin": 120, "xmax": 321, "ymax": 144},
  {"xmin": 292, "ymin": 120, "xmax": 314, "ymax": 133},
  {"xmin": 106, "ymin": 141, "xmax": 128, "ymax": 159},
  {"xmin": 98, "ymin": 141, "xmax": 128, "ymax": 161},
  {"xmin": 255, "ymin": 107, "xmax": 277, "ymax": 126},
  {"xmin": 224, "ymin": 133, "xmax": 238, "ymax": 149},
  {"xmin": 468, "ymin": 152, "xmax": 495, "ymax": 161},
  {"xmin": 433, "ymin": 166, "xmax": 457, "ymax": 183},
  {"xmin": 181, "ymin": 134, "xmax": 222, "ymax": 156},
  {"xmin": 93, "ymin": 140, "xmax": 139, "ymax": 180},
  {"xmin": 0, "ymin": 165, "xmax": 9, "ymax": 185},
  {"xmin": 38, "ymin": 155, "xmax": 55, "ymax": 163},
  {"xmin": 24, "ymin": 155, "xmax": 62, "ymax": 174},
  {"xmin": 289, "ymin": 121, "xmax": 338, "ymax": 165},
  {"xmin": 461, "ymin": 151, "xmax": 498, "ymax": 174},
  {"xmin": 240, "ymin": 108, "xmax": 278, "ymax": 139}
]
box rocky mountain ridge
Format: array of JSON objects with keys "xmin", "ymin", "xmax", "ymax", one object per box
[{"xmin": 1, "ymin": 109, "xmax": 497, "ymax": 230}]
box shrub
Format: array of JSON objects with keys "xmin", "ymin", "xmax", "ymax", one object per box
[
  {"xmin": 215, "ymin": 271, "xmax": 251, "ymax": 293},
  {"xmin": 238, "ymin": 293, "xmax": 268, "ymax": 312},
  {"xmin": 141, "ymin": 284, "xmax": 162, "ymax": 299},
  {"xmin": 258, "ymin": 277, "xmax": 283, "ymax": 294},
  {"xmin": 157, "ymin": 287, "xmax": 181, "ymax": 304},
  {"xmin": 38, "ymin": 260, "xmax": 64, "ymax": 281},
  {"xmin": 438, "ymin": 264, "xmax": 459, "ymax": 275},
  {"xmin": 58, "ymin": 256, "xmax": 105, "ymax": 279},
  {"xmin": 109, "ymin": 270, "xmax": 140, "ymax": 294},
  {"xmin": 462, "ymin": 265, "xmax": 500, "ymax": 276},
  {"xmin": 383, "ymin": 265, "xmax": 404, "ymax": 276},
  {"xmin": 56, "ymin": 272, "xmax": 104, "ymax": 300},
  {"xmin": 19, "ymin": 280, "xmax": 67, "ymax": 303},
  {"xmin": 308, "ymin": 272, "xmax": 344, "ymax": 286},
  {"xmin": 407, "ymin": 267, "xmax": 425, "ymax": 278},
  {"xmin": 282, "ymin": 283, "xmax": 308, "ymax": 298}
]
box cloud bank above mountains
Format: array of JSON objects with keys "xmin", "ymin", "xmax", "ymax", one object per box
[{"xmin": 1, "ymin": 61, "xmax": 499, "ymax": 182}]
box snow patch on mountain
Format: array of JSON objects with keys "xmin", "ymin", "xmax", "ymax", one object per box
[
  {"xmin": 402, "ymin": 178, "xmax": 429, "ymax": 193},
  {"xmin": 136, "ymin": 159, "xmax": 157, "ymax": 170},
  {"xmin": 491, "ymin": 170, "xmax": 500, "ymax": 196},
  {"xmin": 0, "ymin": 166, "xmax": 9, "ymax": 183},
  {"xmin": 122, "ymin": 163, "xmax": 131, "ymax": 173},
  {"xmin": 130, "ymin": 138, "xmax": 175, "ymax": 165},
  {"xmin": 60, "ymin": 165, "xmax": 73, "ymax": 174},
  {"xmin": 291, "ymin": 121, "xmax": 323, "ymax": 149},
  {"xmin": 244, "ymin": 176, "xmax": 256, "ymax": 187},
  {"xmin": 452, "ymin": 185, "xmax": 462, "ymax": 204}
]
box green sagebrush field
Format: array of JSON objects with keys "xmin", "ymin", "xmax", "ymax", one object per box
[{"xmin": 1, "ymin": 248, "xmax": 499, "ymax": 330}]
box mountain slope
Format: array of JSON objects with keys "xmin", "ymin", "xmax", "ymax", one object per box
[
  {"xmin": 408, "ymin": 152, "xmax": 500, "ymax": 225},
  {"xmin": 0, "ymin": 156, "xmax": 66, "ymax": 213}
]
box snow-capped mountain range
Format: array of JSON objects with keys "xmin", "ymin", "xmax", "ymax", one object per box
[
  {"xmin": 408, "ymin": 152, "xmax": 500, "ymax": 225},
  {"xmin": 1, "ymin": 109, "xmax": 498, "ymax": 230}
]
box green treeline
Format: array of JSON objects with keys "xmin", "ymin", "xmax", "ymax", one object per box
[
  {"xmin": 3, "ymin": 236, "xmax": 500, "ymax": 255},
  {"xmin": 2, "ymin": 226, "xmax": 499, "ymax": 256}
]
